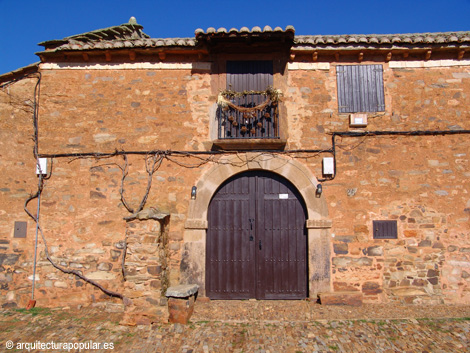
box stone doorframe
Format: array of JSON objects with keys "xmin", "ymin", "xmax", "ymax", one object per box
[{"xmin": 181, "ymin": 153, "xmax": 332, "ymax": 298}]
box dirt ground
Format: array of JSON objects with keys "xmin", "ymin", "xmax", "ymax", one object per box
[{"xmin": 1, "ymin": 301, "xmax": 469, "ymax": 352}]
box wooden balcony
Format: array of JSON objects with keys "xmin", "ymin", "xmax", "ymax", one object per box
[
  {"xmin": 214, "ymin": 91, "xmax": 286, "ymax": 150},
  {"xmin": 217, "ymin": 93, "xmax": 279, "ymax": 140}
]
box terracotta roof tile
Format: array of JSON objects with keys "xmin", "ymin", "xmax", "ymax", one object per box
[
  {"xmin": 37, "ymin": 17, "xmax": 470, "ymax": 55},
  {"xmin": 194, "ymin": 25, "xmax": 295, "ymax": 36},
  {"xmin": 294, "ymin": 31, "xmax": 470, "ymax": 47},
  {"xmin": 0, "ymin": 63, "xmax": 40, "ymax": 85}
]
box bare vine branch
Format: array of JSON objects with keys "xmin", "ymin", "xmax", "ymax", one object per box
[
  {"xmin": 118, "ymin": 154, "xmax": 134, "ymax": 213},
  {"xmin": 24, "ymin": 182, "xmax": 125, "ymax": 299},
  {"xmin": 119, "ymin": 152, "xmax": 165, "ymax": 215}
]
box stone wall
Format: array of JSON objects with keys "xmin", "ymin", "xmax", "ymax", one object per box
[
  {"xmin": 0, "ymin": 59, "xmax": 469, "ymax": 311},
  {"xmin": 0, "ymin": 76, "xmax": 40, "ymax": 308},
  {"xmin": 38, "ymin": 67, "xmax": 212, "ymax": 153},
  {"xmin": 318, "ymin": 63, "xmax": 470, "ymax": 304}
]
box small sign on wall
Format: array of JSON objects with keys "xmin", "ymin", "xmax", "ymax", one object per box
[
  {"xmin": 279, "ymin": 194, "xmax": 289, "ymax": 199},
  {"xmin": 349, "ymin": 113, "xmax": 368, "ymax": 127}
]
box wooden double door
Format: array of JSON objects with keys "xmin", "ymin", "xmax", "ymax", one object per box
[{"xmin": 206, "ymin": 171, "xmax": 308, "ymax": 299}]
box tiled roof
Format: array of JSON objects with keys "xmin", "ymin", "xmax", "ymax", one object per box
[
  {"xmin": 195, "ymin": 25, "xmax": 295, "ymax": 36},
  {"xmin": 37, "ymin": 17, "xmax": 470, "ymax": 54},
  {"xmin": 39, "ymin": 37, "xmax": 196, "ymax": 52},
  {"xmin": 38, "ymin": 17, "xmax": 196, "ymax": 53},
  {"xmin": 0, "ymin": 62, "xmax": 40, "ymax": 85},
  {"xmin": 295, "ymin": 32, "xmax": 470, "ymax": 47}
]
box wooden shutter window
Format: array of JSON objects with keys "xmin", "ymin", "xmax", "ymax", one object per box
[
  {"xmin": 373, "ymin": 220, "xmax": 398, "ymax": 239},
  {"xmin": 336, "ymin": 64, "xmax": 385, "ymax": 113},
  {"xmin": 226, "ymin": 61, "xmax": 273, "ymax": 92}
]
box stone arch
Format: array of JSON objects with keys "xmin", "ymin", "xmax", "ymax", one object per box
[
  {"xmin": 182, "ymin": 153, "xmax": 332, "ymax": 297},
  {"xmin": 186, "ymin": 153, "xmax": 328, "ymax": 224}
]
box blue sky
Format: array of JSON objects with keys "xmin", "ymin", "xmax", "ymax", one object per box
[{"xmin": 1, "ymin": 0, "xmax": 469, "ymax": 75}]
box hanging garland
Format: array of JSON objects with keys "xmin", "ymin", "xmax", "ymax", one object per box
[{"xmin": 217, "ymin": 86, "xmax": 282, "ymax": 113}]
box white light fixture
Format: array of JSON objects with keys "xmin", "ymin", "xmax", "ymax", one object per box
[{"xmin": 315, "ymin": 183, "xmax": 322, "ymax": 197}]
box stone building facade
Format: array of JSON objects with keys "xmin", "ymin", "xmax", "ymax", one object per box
[{"xmin": 1, "ymin": 18, "xmax": 469, "ymax": 320}]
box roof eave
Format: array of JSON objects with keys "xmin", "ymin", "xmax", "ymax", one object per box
[{"xmin": 0, "ymin": 63, "xmax": 40, "ymax": 86}]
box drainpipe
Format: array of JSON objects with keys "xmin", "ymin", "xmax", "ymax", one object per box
[{"xmin": 28, "ymin": 165, "xmax": 43, "ymax": 310}]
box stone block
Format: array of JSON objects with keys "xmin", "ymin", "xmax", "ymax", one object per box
[
  {"xmin": 167, "ymin": 296, "xmax": 196, "ymax": 324},
  {"xmin": 333, "ymin": 243, "xmax": 348, "ymax": 255},
  {"xmin": 334, "ymin": 236, "xmax": 356, "ymax": 243},
  {"xmin": 364, "ymin": 246, "xmax": 383, "ymax": 256},
  {"xmin": 391, "ymin": 287, "xmax": 427, "ymax": 296},
  {"xmin": 447, "ymin": 245, "xmax": 458, "ymax": 252},
  {"xmin": 333, "ymin": 282, "xmax": 359, "ymax": 292},
  {"xmin": 90, "ymin": 190, "xmax": 106, "ymax": 199},
  {"xmin": 318, "ymin": 292, "xmax": 363, "ymax": 306},
  {"xmin": 97, "ymin": 262, "xmax": 113, "ymax": 271},
  {"xmin": 166, "ymin": 284, "xmax": 199, "ymax": 298},
  {"xmin": 54, "ymin": 281, "xmax": 68, "ymax": 288},
  {"xmin": 0, "ymin": 254, "xmax": 20, "ymax": 266},
  {"xmin": 147, "ymin": 265, "xmax": 162, "ymax": 276},
  {"xmin": 2, "ymin": 302, "xmax": 18, "ymax": 309},
  {"xmin": 418, "ymin": 240, "xmax": 432, "ymax": 247},
  {"xmin": 353, "ymin": 225, "xmax": 368, "ymax": 233},
  {"xmin": 143, "ymin": 236, "xmax": 158, "ymax": 244},
  {"xmin": 404, "ymin": 230, "xmax": 417, "ymax": 238},
  {"xmin": 332, "ymin": 256, "xmax": 373, "ymax": 267},
  {"xmin": 86, "ymin": 271, "xmax": 116, "ymax": 280},
  {"xmin": 150, "ymin": 280, "xmax": 161, "ymax": 289},
  {"xmin": 362, "ymin": 282, "xmax": 382, "ymax": 295}
]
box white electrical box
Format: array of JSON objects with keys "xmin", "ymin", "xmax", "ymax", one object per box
[
  {"xmin": 323, "ymin": 157, "xmax": 335, "ymax": 175},
  {"xmin": 36, "ymin": 158, "xmax": 48, "ymax": 175},
  {"xmin": 349, "ymin": 113, "xmax": 368, "ymax": 127}
]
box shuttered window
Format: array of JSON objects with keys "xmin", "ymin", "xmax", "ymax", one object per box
[{"xmin": 336, "ymin": 64, "xmax": 385, "ymax": 113}]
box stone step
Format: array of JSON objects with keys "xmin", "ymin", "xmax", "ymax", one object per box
[{"xmin": 318, "ymin": 291, "xmax": 363, "ymax": 306}]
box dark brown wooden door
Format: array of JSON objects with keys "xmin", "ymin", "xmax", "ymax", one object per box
[{"xmin": 206, "ymin": 171, "xmax": 307, "ymax": 299}]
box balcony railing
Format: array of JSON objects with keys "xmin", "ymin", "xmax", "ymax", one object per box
[{"xmin": 217, "ymin": 93, "xmax": 279, "ymax": 139}]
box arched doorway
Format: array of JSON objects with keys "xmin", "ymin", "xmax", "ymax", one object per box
[{"xmin": 206, "ymin": 170, "xmax": 308, "ymax": 299}]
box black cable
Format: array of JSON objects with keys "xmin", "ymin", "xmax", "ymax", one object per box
[
  {"xmin": 37, "ymin": 148, "xmax": 333, "ymax": 159},
  {"xmin": 319, "ymin": 129, "xmax": 470, "ymax": 182},
  {"xmin": 36, "ymin": 128, "xmax": 470, "ymax": 184},
  {"xmin": 333, "ymin": 129, "xmax": 470, "ymax": 138}
]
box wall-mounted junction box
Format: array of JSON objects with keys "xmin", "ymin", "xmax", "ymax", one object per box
[
  {"xmin": 36, "ymin": 158, "xmax": 48, "ymax": 175},
  {"xmin": 349, "ymin": 113, "xmax": 368, "ymax": 127},
  {"xmin": 323, "ymin": 157, "xmax": 335, "ymax": 175}
]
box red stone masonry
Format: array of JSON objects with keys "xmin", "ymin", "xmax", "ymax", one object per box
[{"xmin": 0, "ymin": 20, "xmax": 469, "ymax": 313}]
